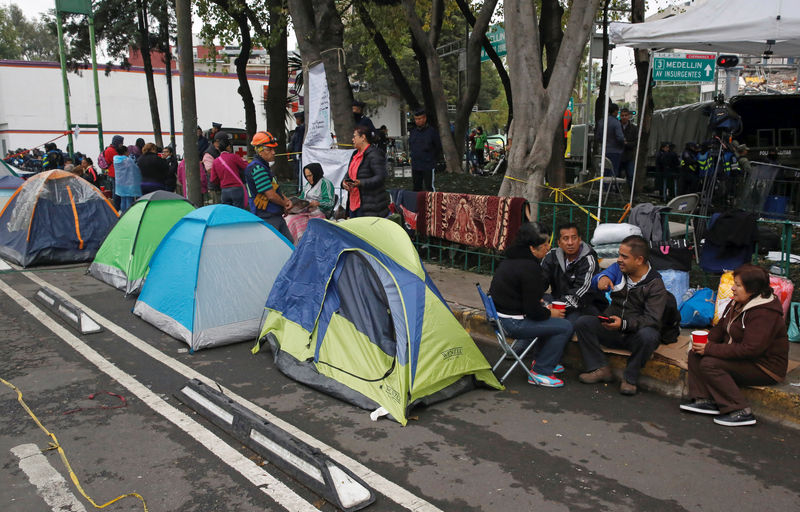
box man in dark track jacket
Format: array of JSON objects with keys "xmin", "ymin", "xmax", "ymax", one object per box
[
  {"xmin": 408, "ymin": 108, "xmax": 442, "ymax": 192},
  {"xmin": 540, "ymin": 223, "xmax": 604, "ymax": 323},
  {"xmin": 574, "ymin": 235, "xmax": 679, "ymax": 396}
]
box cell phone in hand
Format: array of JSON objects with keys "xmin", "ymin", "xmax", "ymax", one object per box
[{"xmin": 597, "ymin": 316, "xmax": 613, "ymax": 323}]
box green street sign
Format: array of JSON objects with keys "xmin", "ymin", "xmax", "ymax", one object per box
[
  {"xmin": 56, "ymin": 0, "xmax": 92, "ymax": 14},
  {"xmin": 653, "ymin": 52, "xmax": 716, "ymax": 82},
  {"xmin": 480, "ymin": 26, "xmax": 506, "ymax": 62}
]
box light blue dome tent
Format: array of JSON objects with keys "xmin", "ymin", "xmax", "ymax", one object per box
[{"xmin": 133, "ymin": 205, "xmax": 293, "ymax": 351}]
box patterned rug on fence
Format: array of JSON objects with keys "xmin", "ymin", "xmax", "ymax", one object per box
[{"xmin": 417, "ymin": 192, "xmax": 527, "ymax": 251}]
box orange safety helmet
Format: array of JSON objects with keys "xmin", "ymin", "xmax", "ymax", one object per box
[{"xmin": 250, "ymin": 131, "xmax": 278, "ymax": 148}]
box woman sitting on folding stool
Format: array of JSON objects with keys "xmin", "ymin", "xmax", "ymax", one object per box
[
  {"xmin": 489, "ymin": 223, "xmax": 574, "ymax": 387},
  {"xmin": 680, "ymin": 263, "xmax": 788, "ymax": 426}
]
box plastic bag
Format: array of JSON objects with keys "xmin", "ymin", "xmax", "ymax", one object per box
[
  {"xmin": 769, "ymin": 274, "xmax": 793, "ymax": 318},
  {"xmin": 591, "ymin": 223, "xmax": 642, "ymax": 246},
  {"xmin": 680, "ymin": 287, "xmax": 716, "ymax": 328},
  {"xmin": 713, "ymin": 271, "xmax": 735, "ymax": 325},
  {"xmin": 788, "ymin": 303, "xmax": 800, "ymax": 343},
  {"xmin": 658, "ymin": 269, "xmax": 690, "ymax": 308}
]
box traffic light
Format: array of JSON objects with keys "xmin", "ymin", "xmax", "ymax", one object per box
[{"xmin": 716, "ymin": 55, "xmax": 739, "ymax": 68}]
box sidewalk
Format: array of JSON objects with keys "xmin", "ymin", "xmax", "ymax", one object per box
[{"xmin": 427, "ymin": 265, "xmax": 800, "ymax": 429}]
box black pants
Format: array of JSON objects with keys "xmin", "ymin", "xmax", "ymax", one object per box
[
  {"xmin": 412, "ymin": 168, "xmax": 434, "ymax": 192},
  {"xmin": 574, "ymin": 315, "xmax": 661, "ymax": 385},
  {"xmin": 687, "ymin": 352, "xmax": 775, "ymax": 413},
  {"xmin": 259, "ymin": 212, "xmax": 294, "ymax": 244},
  {"xmin": 221, "ymin": 187, "xmax": 245, "ymax": 210}
]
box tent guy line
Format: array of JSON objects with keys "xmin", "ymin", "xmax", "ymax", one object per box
[
  {"xmin": 17, "ymin": 269, "xmax": 445, "ymax": 512},
  {"xmin": 0, "ymin": 276, "xmax": 320, "ymax": 512}
]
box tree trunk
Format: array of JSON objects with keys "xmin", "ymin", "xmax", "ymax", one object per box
[
  {"xmin": 175, "ymin": 0, "xmax": 201, "ymax": 206},
  {"xmin": 402, "ymin": 0, "xmax": 461, "ymax": 174},
  {"xmin": 265, "ymin": 1, "xmax": 290, "ymax": 178},
  {"xmin": 452, "ymin": 0, "xmax": 499, "ymax": 171},
  {"xmin": 354, "ymin": 0, "xmax": 420, "ymax": 111},
  {"xmin": 539, "ymin": 0, "xmax": 567, "ymax": 188},
  {"xmin": 288, "ymin": 0, "xmax": 354, "ymax": 144},
  {"xmin": 159, "ymin": 0, "xmax": 176, "ymax": 149},
  {"xmin": 231, "ymin": 13, "xmax": 258, "ymax": 153},
  {"xmin": 632, "ymin": 0, "xmax": 652, "ymax": 195},
  {"xmin": 454, "ymin": 0, "xmax": 513, "ymax": 132},
  {"xmin": 136, "ymin": 0, "xmax": 163, "ymax": 148},
  {"xmin": 411, "ymin": 35, "xmax": 437, "ymax": 129},
  {"xmin": 499, "ymin": 0, "xmax": 601, "ymax": 216}
]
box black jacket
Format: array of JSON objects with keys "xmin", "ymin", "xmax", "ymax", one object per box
[
  {"xmin": 344, "ymin": 145, "xmax": 389, "ymax": 217},
  {"xmin": 597, "ymin": 263, "xmax": 680, "ymax": 343},
  {"xmin": 489, "ymin": 246, "xmax": 551, "ymax": 321},
  {"xmin": 137, "ymin": 152, "xmax": 170, "ymax": 187},
  {"xmin": 408, "ymin": 124, "xmax": 442, "ymax": 171},
  {"xmin": 540, "ymin": 243, "xmax": 604, "ymax": 313}
]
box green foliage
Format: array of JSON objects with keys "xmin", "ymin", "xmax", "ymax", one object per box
[
  {"xmin": 0, "ymin": 4, "xmax": 59, "ymax": 61},
  {"xmin": 653, "ymin": 84, "xmax": 701, "ymax": 109}
]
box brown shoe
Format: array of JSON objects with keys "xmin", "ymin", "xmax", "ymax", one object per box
[
  {"xmin": 578, "ymin": 366, "xmax": 613, "ymax": 384},
  {"xmin": 620, "ymin": 381, "xmax": 637, "ymax": 396}
]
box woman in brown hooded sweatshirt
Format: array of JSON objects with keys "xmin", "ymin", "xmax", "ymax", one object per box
[{"xmin": 680, "ymin": 264, "xmax": 788, "ymax": 427}]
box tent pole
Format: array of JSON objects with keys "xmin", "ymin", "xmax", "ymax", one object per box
[
  {"xmin": 628, "ymin": 53, "xmax": 653, "ymax": 207},
  {"xmin": 597, "ymin": 50, "xmax": 613, "ymax": 222}
]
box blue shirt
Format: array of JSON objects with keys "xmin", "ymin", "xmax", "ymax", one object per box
[
  {"xmin": 408, "ymin": 124, "xmax": 442, "ymax": 171},
  {"xmin": 244, "ymin": 156, "xmax": 284, "ymax": 216}
]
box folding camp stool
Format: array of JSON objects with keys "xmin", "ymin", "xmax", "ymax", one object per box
[{"xmin": 475, "ymin": 283, "xmax": 538, "ymax": 383}]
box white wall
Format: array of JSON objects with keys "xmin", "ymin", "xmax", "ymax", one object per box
[{"xmin": 0, "ymin": 61, "xmax": 277, "ymax": 158}]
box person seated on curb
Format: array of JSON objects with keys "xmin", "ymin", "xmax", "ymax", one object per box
[
  {"xmin": 489, "ymin": 222, "xmax": 574, "ymax": 387},
  {"xmin": 574, "ymin": 235, "xmax": 679, "ymax": 396},
  {"xmin": 541, "ymin": 222, "xmax": 604, "ymax": 323},
  {"xmin": 680, "ymin": 264, "xmax": 788, "ymax": 427}
]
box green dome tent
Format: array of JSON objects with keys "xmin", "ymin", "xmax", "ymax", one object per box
[
  {"xmin": 255, "ymin": 217, "xmax": 503, "ymax": 425},
  {"xmin": 89, "ymin": 191, "xmax": 195, "ymax": 294}
]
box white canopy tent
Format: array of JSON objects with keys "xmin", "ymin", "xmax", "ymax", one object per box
[{"xmin": 591, "ymin": 0, "xmax": 800, "ymax": 218}]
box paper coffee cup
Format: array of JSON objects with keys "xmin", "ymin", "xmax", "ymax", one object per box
[
  {"xmin": 551, "ymin": 301, "xmax": 566, "ymax": 310},
  {"xmin": 691, "ymin": 330, "xmax": 709, "ymax": 344}
]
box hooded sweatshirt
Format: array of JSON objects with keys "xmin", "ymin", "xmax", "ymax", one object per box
[
  {"xmin": 705, "ymin": 295, "xmax": 789, "ymax": 382},
  {"xmin": 540, "ymin": 242, "xmax": 602, "ymax": 313}
]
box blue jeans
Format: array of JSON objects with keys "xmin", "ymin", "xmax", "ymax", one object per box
[
  {"xmin": 119, "ymin": 195, "xmax": 135, "ymax": 213},
  {"xmin": 498, "ymin": 316, "xmax": 574, "ymax": 375}
]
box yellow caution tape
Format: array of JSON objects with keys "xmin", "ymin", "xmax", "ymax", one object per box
[{"xmin": 1, "ymin": 377, "xmax": 148, "ymax": 511}]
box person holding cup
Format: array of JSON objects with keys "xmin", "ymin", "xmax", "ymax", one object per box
[
  {"xmin": 489, "ymin": 223, "xmax": 574, "ymax": 387},
  {"xmin": 680, "ymin": 264, "xmax": 789, "ymax": 426}
]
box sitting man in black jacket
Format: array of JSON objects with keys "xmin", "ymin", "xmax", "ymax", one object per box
[
  {"xmin": 541, "ymin": 223, "xmax": 604, "ymax": 323},
  {"xmin": 574, "ymin": 235, "xmax": 679, "ymax": 396}
]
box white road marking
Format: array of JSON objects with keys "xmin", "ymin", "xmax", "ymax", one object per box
[
  {"xmin": 21, "ymin": 270, "xmax": 444, "ymax": 512},
  {"xmin": 0, "ymin": 278, "xmax": 318, "ymax": 512},
  {"xmin": 11, "ymin": 443, "xmax": 88, "ymax": 512}
]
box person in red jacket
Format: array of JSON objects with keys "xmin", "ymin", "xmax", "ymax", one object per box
[
  {"xmin": 680, "ymin": 264, "xmax": 789, "ymax": 427},
  {"xmin": 104, "ymin": 135, "xmax": 124, "ymax": 208},
  {"xmin": 210, "ymin": 136, "xmax": 249, "ymax": 209}
]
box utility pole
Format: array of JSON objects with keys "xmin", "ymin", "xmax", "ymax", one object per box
[{"xmin": 175, "ymin": 0, "xmax": 201, "ymax": 206}]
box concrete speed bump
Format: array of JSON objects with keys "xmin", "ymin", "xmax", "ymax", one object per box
[
  {"xmin": 34, "ymin": 287, "xmax": 102, "ymax": 334},
  {"xmin": 176, "ymin": 379, "xmax": 376, "ymax": 511}
]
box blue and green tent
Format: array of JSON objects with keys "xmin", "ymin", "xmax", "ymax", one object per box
[{"xmin": 255, "ymin": 217, "xmax": 502, "ymax": 425}]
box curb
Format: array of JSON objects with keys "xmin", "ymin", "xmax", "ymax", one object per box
[{"xmin": 451, "ymin": 304, "xmax": 800, "ymax": 429}]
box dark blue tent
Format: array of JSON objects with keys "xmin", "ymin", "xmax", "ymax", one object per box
[{"xmin": 0, "ymin": 170, "xmax": 119, "ymax": 267}]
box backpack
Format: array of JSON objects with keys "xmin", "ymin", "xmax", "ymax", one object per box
[{"xmin": 97, "ymin": 151, "xmax": 109, "ymax": 170}]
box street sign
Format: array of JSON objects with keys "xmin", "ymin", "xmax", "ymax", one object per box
[
  {"xmin": 652, "ymin": 52, "xmax": 716, "ymax": 82},
  {"xmin": 56, "ymin": 0, "xmax": 92, "ymax": 14},
  {"xmin": 480, "ymin": 25, "xmax": 506, "ymax": 62}
]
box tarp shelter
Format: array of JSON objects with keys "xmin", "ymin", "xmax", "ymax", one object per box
[
  {"xmin": 133, "ymin": 204, "xmax": 294, "ymax": 351},
  {"xmin": 0, "ymin": 175, "xmax": 23, "ymax": 212},
  {"xmin": 89, "ymin": 191, "xmax": 195, "ymax": 295},
  {"xmin": 0, "ymin": 170, "xmax": 118, "ymax": 267},
  {"xmin": 0, "ymin": 159, "xmax": 21, "ymax": 177},
  {"xmin": 255, "ymin": 217, "xmax": 502, "ymax": 426},
  {"xmin": 610, "ymin": 0, "xmax": 800, "ymax": 57}
]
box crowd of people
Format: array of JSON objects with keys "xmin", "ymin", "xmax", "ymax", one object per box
[{"xmin": 489, "ymin": 221, "xmax": 789, "ymax": 427}]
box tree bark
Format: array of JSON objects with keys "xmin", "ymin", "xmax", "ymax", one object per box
[
  {"xmin": 288, "ymin": 0, "xmax": 354, "ymax": 144},
  {"xmin": 452, "ymin": 0, "xmax": 499, "ymax": 171},
  {"xmin": 632, "ymin": 0, "xmax": 652, "ymax": 194},
  {"xmin": 354, "ymin": 0, "xmax": 420, "ymax": 111},
  {"xmin": 402, "ymin": 0, "xmax": 461, "ymax": 174},
  {"xmin": 499, "ymin": 0, "xmax": 601, "ymax": 215},
  {"xmin": 411, "ymin": 35, "xmax": 437, "ymax": 129},
  {"xmin": 539, "ymin": 0, "xmax": 564, "ymax": 88},
  {"xmin": 231, "ymin": 13, "xmax": 258, "ymax": 152},
  {"xmin": 453, "ymin": 0, "xmax": 512, "ymax": 132},
  {"xmin": 158, "ymin": 0, "xmax": 176, "ymax": 149},
  {"xmin": 264, "ymin": 1, "xmax": 290, "ymax": 178},
  {"xmin": 175, "ymin": 0, "xmax": 201, "ymax": 206},
  {"xmin": 136, "ymin": 0, "xmax": 163, "ymax": 148}
]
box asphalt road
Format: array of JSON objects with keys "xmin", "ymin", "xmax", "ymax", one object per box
[{"xmin": 1, "ymin": 266, "xmax": 799, "ymax": 512}]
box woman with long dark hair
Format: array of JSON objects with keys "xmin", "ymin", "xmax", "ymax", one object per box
[
  {"xmin": 342, "ymin": 126, "xmax": 389, "ymax": 218},
  {"xmin": 489, "ymin": 223, "xmax": 574, "ymax": 387}
]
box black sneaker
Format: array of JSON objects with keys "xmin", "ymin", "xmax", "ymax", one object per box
[
  {"xmin": 714, "ymin": 409, "xmax": 757, "ymax": 427},
  {"xmin": 680, "ymin": 399, "xmax": 721, "ymax": 415}
]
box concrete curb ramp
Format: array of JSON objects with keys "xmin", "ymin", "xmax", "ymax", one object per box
[{"xmin": 450, "ymin": 304, "xmax": 800, "ymax": 429}]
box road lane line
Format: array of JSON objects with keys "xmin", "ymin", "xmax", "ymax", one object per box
[
  {"xmin": 21, "ymin": 271, "xmax": 444, "ymax": 512},
  {"xmin": 11, "ymin": 443, "xmax": 88, "ymax": 512},
  {"xmin": 0, "ymin": 277, "xmax": 318, "ymax": 512}
]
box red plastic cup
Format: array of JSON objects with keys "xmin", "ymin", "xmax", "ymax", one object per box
[
  {"xmin": 691, "ymin": 330, "xmax": 709, "ymax": 344},
  {"xmin": 551, "ymin": 301, "xmax": 566, "ymax": 311}
]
